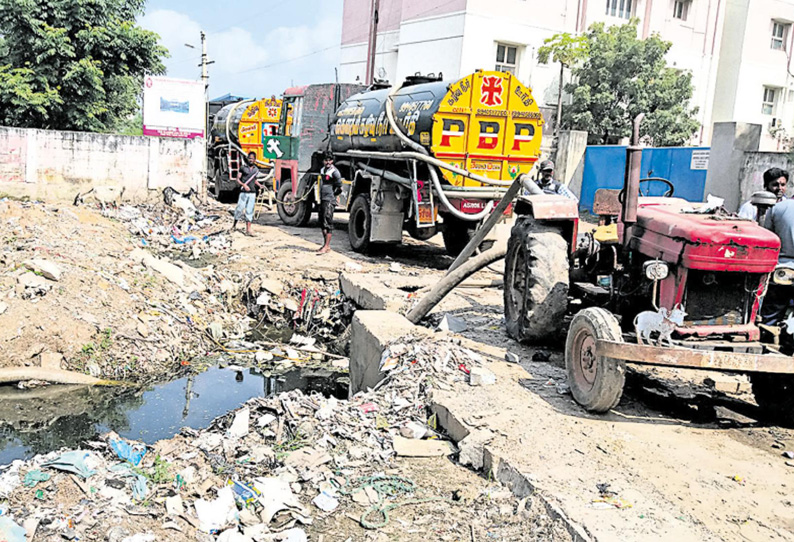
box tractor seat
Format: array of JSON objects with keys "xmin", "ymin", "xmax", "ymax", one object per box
[{"xmin": 593, "ymin": 188, "xmax": 622, "ymax": 225}]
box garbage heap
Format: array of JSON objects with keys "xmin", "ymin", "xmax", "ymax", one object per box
[{"xmin": 0, "ymin": 336, "xmax": 562, "ymax": 542}]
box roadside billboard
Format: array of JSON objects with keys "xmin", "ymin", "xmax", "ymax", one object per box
[{"xmin": 143, "ymin": 76, "xmax": 205, "ymax": 139}]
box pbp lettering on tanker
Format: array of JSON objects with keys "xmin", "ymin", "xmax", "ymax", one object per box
[
  {"xmin": 477, "ymin": 121, "xmax": 500, "ymax": 150},
  {"xmin": 440, "ymin": 118, "xmax": 465, "ymax": 147},
  {"xmin": 511, "ymin": 123, "xmax": 535, "ymax": 151}
]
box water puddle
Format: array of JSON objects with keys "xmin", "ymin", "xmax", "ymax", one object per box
[{"xmin": 0, "ymin": 366, "xmax": 347, "ymax": 466}]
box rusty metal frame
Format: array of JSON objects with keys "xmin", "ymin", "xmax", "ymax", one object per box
[{"xmin": 597, "ymin": 339, "xmax": 794, "ymax": 374}]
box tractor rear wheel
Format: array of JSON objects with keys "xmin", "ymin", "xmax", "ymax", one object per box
[
  {"xmin": 504, "ymin": 220, "xmax": 569, "ymax": 343},
  {"xmin": 277, "ymin": 181, "xmax": 312, "ymax": 226},
  {"xmin": 565, "ymin": 307, "xmax": 626, "ymax": 412},
  {"xmin": 349, "ymin": 193, "xmax": 372, "ymax": 253},
  {"xmin": 750, "ymin": 373, "xmax": 794, "ymax": 425}
]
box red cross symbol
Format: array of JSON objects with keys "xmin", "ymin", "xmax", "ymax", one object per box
[{"xmin": 480, "ymin": 76, "xmax": 504, "ymax": 107}]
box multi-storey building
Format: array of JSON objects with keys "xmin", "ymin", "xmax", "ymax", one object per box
[{"xmin": 340, "ymin": 0, "xmax": 794, "ymax": 150}]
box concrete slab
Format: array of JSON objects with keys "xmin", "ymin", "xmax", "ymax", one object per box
[
  {"xmin": 339, "ymin": 272, "xmax": 410, "ymax": 311},
  {"xmin": 348, "ymin": 310, "xmax": 431, "ymax": 397},
  {"xmin": 429, "ymin": 354, "xmax": 794, "ymax": 541}
]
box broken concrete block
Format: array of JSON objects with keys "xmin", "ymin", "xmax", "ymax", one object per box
[
  {"xmin": 393, "ymin": 435, "xmax": 454, "ymax": 457},
  {"xmin": 0, "ymin": 302, "xmax": 7, "ymax": 315},
  {"xmin": 469, "ymin": 367, "xmax": 496, "ymax": 386},
  {"xmin": 339, "ymin": 273, "xmax": 403, "ymax": 311},
  {"xmin": 348, "ymin": 310, "xmax": 431, "ymax": 397},
  {"xmin": 458, "ymin": 430, "xmax": 494, "ymax": 470},
  {"xmin": 24, "ymin": 259, "xmax": 62, "ymax": 281}
]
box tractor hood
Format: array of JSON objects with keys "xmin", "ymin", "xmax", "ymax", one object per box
[{"xmin": 627, "ymin": 198, "xmax": 780, "ymax": 273}]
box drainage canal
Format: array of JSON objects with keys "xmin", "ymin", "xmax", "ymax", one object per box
[{"xmin": 0, "ymin": 366, "xmax": 348, "ymax": 465}]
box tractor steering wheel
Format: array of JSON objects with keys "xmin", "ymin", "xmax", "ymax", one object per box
[{"xmin": 639, "ymin": 177, "xmax": 675, "ymax": 197}]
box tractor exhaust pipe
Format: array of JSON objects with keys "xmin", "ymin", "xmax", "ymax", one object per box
[{"xmin": 622, "ymin": 113, "xmax": 645, "ymax": 229}]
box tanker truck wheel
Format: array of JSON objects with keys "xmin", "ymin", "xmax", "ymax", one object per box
[
  {"xmin": 213, "ymin": 171, "xmax": 236, "ymax": 204},
  {"xmin": 750, "ymin": 374, "xmax": 794, "ymax": 425},
  {"xmin": 566, "ymin": 307, "xmax": 626, "ymax": 412},
  {"xmin": 442, "ymin": 217, "xmax": 474, "ymax": 257},
  {"xmin": 348, "ymin": 193, "xmax": 372, "ymax": 253},
  {"xmin": 504, "ymin": 220, "xmax": 569, "ymax": 343},
  {"xmin": 277, "ymin": 181, "xmax": 312, "ymax": 227}
]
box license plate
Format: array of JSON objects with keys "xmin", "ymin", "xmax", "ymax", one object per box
[{"xmin": 418, "ymin": 203, "xmax": 437, "ymax": 224}]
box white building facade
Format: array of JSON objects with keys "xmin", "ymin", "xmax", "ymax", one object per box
[{"xmin": 340, "ymin": 0, "xmax": 794, "ymax": 150}]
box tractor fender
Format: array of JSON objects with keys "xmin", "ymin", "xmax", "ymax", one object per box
[{"xmin": 514, "ymin": 194, "xmax": 579, "ymax": 220}]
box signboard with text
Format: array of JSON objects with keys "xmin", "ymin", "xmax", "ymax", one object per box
[{"xmin": 143, "ymin": 76, "xmax": 205, "ymax": 139}]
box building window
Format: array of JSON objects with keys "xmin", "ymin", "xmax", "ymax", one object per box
[
  {"xmin": 606, "ymin": 0, "xmax": 633, "ymax": 19},
  {"xmin": 496, "ymin": 44, "xmax": 517, "ymax": 74},
  {"xmin": 762, "ymin": 87, "xmax": 778, "ymax": 115},
  {"xmin": 772, "ymin": 21, "xmax": 790, "ymax": 50},
  {"xmin": 673, "ymin": 0, "xmax": 689, "ymax": 21}
]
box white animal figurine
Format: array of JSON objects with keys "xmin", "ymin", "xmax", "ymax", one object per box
[{"xmin": 634, "ymin": 305, "xmax": 687, "ymax": 346}]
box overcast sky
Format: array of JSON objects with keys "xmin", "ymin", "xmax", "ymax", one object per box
[{"xmin": 140, "ymin": 0, "xmax": 345, "ymax": 100}]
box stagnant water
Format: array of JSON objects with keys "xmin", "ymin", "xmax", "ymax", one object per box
[{"xmin": 0, "ymin": 366, "xmax": 348, "ymax": 466}]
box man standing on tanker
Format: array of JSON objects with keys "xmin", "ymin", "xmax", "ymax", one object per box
[{"xmin": 317, "ymin": 152, "xmax": 343, "ymax": 254}]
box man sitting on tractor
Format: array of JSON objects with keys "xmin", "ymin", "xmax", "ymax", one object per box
[
  {"xmin": 738, "ymin": 167, "xmax": 789, "ymax": 221},
  {"xmin": 523, "ymin": 160, "xmax": 578, "ymax": 200}
]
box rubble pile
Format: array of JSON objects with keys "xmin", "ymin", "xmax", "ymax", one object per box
[
  {"xmin": 0, "ymin": 336, "xmax": 569, "ymax": 541},
  {"xmin": 0, "ymin": 198, "xmax": 353, "ymax": 383}
]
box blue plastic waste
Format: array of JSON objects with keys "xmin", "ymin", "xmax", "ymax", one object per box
[
  {"xmin": 23, "ymin": 470, "xmax": 51, "ymax": 487},
  {"xmin": 109, "ymin": 464, "xmax": 148, "ymax": 501},
  {"xmin": 171, "ymin": 235, "xmax": 198, "ymax": 244},
  {"xmin": 0, "ymin": 517, "xmax": 26, "ymax": 542},
  {"xmin": 109, "ymin": 438, "xmax": 147, "ymax": 466},
  {"xmin": 43, "ymin": 450, "xmax": 96, "ymax": 479}
]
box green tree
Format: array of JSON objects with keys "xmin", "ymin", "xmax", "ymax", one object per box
[
  {"xmin": 537, "ymin": 32, "xmax": 588, "ymax": 136},
  {"xmin": 564, "ymin": 20, "xmax": 700, "ymax": 146},
  {"xmin": 0, "ymin": 0, "xmax": 167, "ymax": 133}
]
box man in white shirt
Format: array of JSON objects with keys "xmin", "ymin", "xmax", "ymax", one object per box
[{"xmin": 738, "ymin": 167, "xmax": 789, "ymax": 221}]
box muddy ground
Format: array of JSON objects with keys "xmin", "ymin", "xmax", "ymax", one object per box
[{"xmin": 2, "ymin": 196, "xmax": 794, "ymax": 541}]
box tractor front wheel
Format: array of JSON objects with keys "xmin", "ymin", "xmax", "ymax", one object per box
[
  {"xmin": 565, "ymin": 307, "xmax": 626, "ymax": 412},
  {"xmin": 750, "ymin": 373, "xmax": 794, "ymax": 425},
  {"xmin": 504, "ymin": 220, "xmax": 569, "ymax": 343}
]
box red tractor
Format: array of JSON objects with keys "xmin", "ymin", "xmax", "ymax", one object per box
[{"xmin": 504, "ymin": 121, "xmax": 794, "ymax": 419}]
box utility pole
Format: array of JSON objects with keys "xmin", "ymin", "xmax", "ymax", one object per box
[
  {"xmin": 200, "ymin": 31, "xmax": 210, "ymax": 203},
  {"xmin": 365, "ymin": 0, "xmax": 380, "ymax": 85}
]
